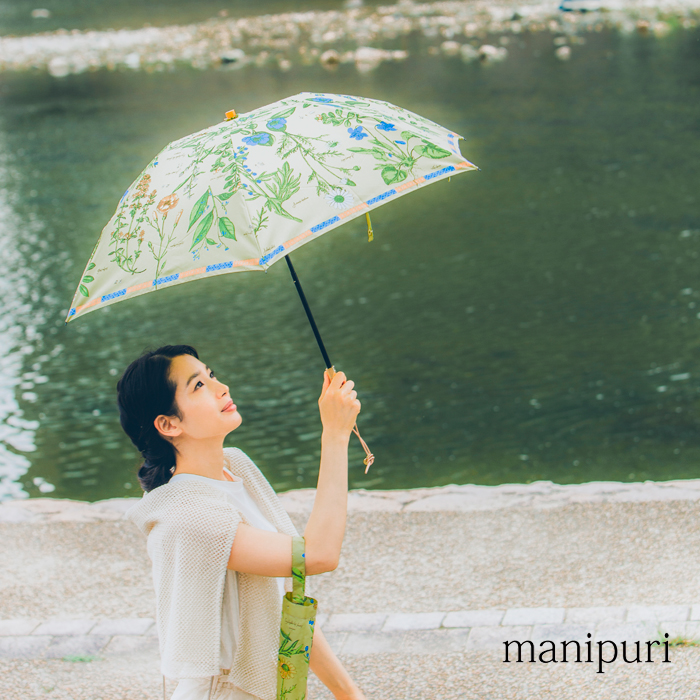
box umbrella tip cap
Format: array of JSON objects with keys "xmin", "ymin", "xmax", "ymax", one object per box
[{"xmin": 224, "ymin": 109, "xmax": 238, "ymax": 121}]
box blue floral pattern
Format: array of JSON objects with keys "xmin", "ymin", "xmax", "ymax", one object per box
[
  {"xmin": 66, "ymin": 91, "xmax": 477, "ymax": 323},
  {"xmin": 348, "ymin": 126, "xmax": 368, "ymax": 140}
]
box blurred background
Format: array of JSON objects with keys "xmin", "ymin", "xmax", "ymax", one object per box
[{"xmin": 0, "ymin": 0, "xmax": 699, "ymax": 502}]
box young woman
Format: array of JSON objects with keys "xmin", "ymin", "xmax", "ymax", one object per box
[{"xmin": 118, "ymin": 344, "xmax": 366, "ymax": 700}]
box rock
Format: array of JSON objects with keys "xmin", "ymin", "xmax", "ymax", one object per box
[
  {"xmin": 320, "ymin": 49, "xmax": 340, "ymax": 67},
  {"xmin": 47, "ymin": 57, "xmax": 70, "ymax": 78},
  {"xmin": 440, "ymin": 40, "xmax": 461, "ymax": 57},
  {"xmin": 124, "ymin": 52, "xmax": 141, "ymax": 70},
  {"xmin": 220, "ymin": 48, "xmax": 246, "ymax": 65},
  {"xmin": 353, "ymin": 46, "xmax": 407, "ymax": 73},
  {"xmin": 478, "ymin": 44, "xmax": 508, "ymax": 62},
  {"xmin": 459, "ymin": 43, "xmax": 479, "ymax": 62}
]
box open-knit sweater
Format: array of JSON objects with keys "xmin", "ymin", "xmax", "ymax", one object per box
[{"xmin": 125, "ymin": 447, "xmax": 301, "ymax": 700}]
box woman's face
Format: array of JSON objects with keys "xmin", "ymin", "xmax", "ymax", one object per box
[{"xmin": 158, "ymin": 354, "xmax": 242, "ymax": 441}]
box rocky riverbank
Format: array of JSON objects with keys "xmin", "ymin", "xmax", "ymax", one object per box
[{"xmin": 1, "ymin": 0, "xmax": 699, "ymax": 77}]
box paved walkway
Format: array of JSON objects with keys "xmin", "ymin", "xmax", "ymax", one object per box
[
  {"xmin": 4, "ymin": 481, "xmax": 700, "ymax": 697},
  {"xmin": 2, "ymin": 604, "xmax": 700, "ymax": 661}
]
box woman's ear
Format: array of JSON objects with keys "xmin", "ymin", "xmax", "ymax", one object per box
[{"xmin": 154, "ymin": 414, "xmax": 182, "ymax": 439}]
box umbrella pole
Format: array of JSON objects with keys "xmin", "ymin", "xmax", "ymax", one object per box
[
  {"xmin": 284, "ymin": 254, "xmax": 375, "ymax": 472},
  {"xmin": 284, "ymin": 254, "xmax": 333, "ymax": 370}
]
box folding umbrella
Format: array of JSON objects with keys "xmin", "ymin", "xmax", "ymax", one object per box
[{"xmin": 65, "ymin": 91, "xmax": 478, "ymax": 470}]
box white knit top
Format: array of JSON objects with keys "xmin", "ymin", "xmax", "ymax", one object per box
[{"xmin": 125, "ymin": 447, "xmax": 301, "ymax": 700}]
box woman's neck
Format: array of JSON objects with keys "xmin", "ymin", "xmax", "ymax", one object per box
[{"xmin": 171, "ymin": 441, "xmax": 229, "ymax": 481}]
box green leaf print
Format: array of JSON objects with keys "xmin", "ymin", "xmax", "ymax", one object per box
[
  {"xmin": 205, "ymin": 238, "xmax": 215, "ymax": 245},
  {"xmin": 87, "ymin": 262, "xmax": 96, "ymax": 271},
  {"xmin": 273, "ymin": 107, "xmax": 297, "ymax": 119},
  {"xmin": 79, "ymin": 284, "xmax": 89, "ymax": 297},
  {"xmin": 347, "ymin": 147, "xmax": 390, "ymax": 161},
  {"xmin": 416, "ymin": 143, "xmax": 452, "ymax": 159},
  {"xmin": 400, "ymin": 130, "xmax": 415, "ymax": 141},
  {"xmin": 219, "ymin": 216, "xmax": 236, "ymax": 240},
  {"xmin": 381, "ymin": 165, "xmax": 407, "ymax": 185},
  {"xmin": 216, "ymin": 191, "xmax": 235, "ymax": 201},
  {"xmin": 188, "ymin": 190, "xmax": 210, "ymax": 230},
  {"xmin": 82, "ymin": 275, "xmax": 94, "ymax": 283},
  {"xmin": 190, "ymin": 210, "xmax": 214, "ymax": 250}
]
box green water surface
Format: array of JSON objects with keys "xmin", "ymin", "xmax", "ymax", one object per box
[{"xmin": 1, "ymin": 24, "xmax": 699, "ymax": 500}]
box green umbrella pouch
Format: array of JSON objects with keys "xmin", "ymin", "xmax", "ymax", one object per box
[{"xmin": 277, "ymin": 535, "xmax": 318, "ymax": 700}]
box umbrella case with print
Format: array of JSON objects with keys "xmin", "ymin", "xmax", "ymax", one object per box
[{"xmin": 277, "ymin": 535, "xmax": 317, "ymax": 700}]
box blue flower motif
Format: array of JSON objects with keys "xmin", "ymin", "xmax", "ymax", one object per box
[
  {"xmin": 310, "ymin": 97, "xmax": 333, "ymax": 103},
  {"xmin": 242, "ymin": 132, "xmax": 273, "ymax": 146},
  {"xmin": 267, "ymin": 117, "xmax": 287, "ymax": 131},
  {"xmin": 395, "ymin": 140, "xmax": 406, "ymax": 145},
  {"xmin": 348, "ymin": 126, "xmax": 368, "ymax": 141},
  {"xmin": 377, "ymin": 121, "xmax": 396, "ymax": 131}
]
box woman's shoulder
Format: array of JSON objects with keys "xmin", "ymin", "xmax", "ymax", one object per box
[
  {"xmin": 125, "ymin": 478, "xmax": 234, "ymax": 534},
  {"xmin": 223, "ymin": 446, "xmax": 263, "ymax": 477}
]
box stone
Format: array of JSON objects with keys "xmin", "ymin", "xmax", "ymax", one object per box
[
  {"xmin": 565, "ymin": 606, "xmax": 626, "ymax": 624},
  {"xmin": 626, "ymin": 605, "xmax": 689, "ymax": 622},
  {"xmin": 342, "ymin": 632, "xmax": 405, "ymax": 655},
  {"xmin": 466, "ymin": 625, "xmax": 532, "ymax": 651},
  {"xmin": 324, "ymin": 613, "xmax": 387, "ymax": 632},
  {"xmin": 0, "ymin": 620, "xmax": 41, "ymax": 636},
  {"xmin": 33, "ymin": 619, "xmax": 96, "ymax": 636},
  {"xmin": 594, "ymin": 623, "xmax": 657, "ymax": 644},
  {"xmin": 44, "ymin": 635, "xmax": 110, "ymax": 659},
  {"xmin": 502, "ymin": 607, "xmax": 564, "ymax": 626},
  {"xmin": 104, "ymin": 635, "xmax": 160, "ymax": 655},
  {"xmin": 0, "ymin": 635, "xmax": 51, "ymax": 659},
  {"xmin": 531, "ymin": 624, "xmax": 595, "ymax": 644},
  {"xmin": 90, "ymin": 618, "xmax": 155, "ymax": 636},
  {"xmin": 401, "ymin": 628, "xmax": 471, "ymax": 653},
  {"xmin": 382, "ymin": 612, "xmax": 446, "ymax": 631},
  {"xmin": 443, "ymin": 610, "xmax": 504, "ymax": 628}
]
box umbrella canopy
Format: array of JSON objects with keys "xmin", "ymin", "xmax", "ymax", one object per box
[{"xmin": 64, "ymin": 91, "xmax": 477, "ymax": 323}]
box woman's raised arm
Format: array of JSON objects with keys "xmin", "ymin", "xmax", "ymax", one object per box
[{"xmin": 227, "ymin": 369, "xmax": 360, "ymax": 577}]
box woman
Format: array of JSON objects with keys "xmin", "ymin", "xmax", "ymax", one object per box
[{"xmin": 118, "ymin": 344, "xmax": 366, "ymax": 700}]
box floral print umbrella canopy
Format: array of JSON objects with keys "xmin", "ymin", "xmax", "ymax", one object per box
[{"xmin": 65, "ymin": 91, "xmax": 477, "ymax": 324}]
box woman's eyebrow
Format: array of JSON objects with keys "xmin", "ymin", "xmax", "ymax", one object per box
[{"xmin": 186, "ymin": 365, "xmax": 210, "ymax": 388}]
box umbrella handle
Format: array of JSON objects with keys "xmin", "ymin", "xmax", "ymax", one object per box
[{"xmin": 325, "ymin": 366, "xmax": 374, "ymax": 473}]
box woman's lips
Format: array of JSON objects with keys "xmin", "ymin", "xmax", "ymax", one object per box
[{"xmin": 222, "ymin": 401, "xmax": 236, "ymax": 412}]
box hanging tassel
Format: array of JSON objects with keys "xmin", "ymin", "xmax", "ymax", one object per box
[
  {"xmin": 353, "ymin": 424, "xmax": 375, "ymax": 473},
  {"xmin": 366, "ymin": 212, "xmax": 373, "ymax": 242}
]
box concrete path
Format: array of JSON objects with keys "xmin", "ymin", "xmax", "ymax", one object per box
[
  {"xmin": 3, "ymin": 480, "xmax": 700, "ymax": 698},
  {"xmin": 2, "ymin": 604, "xmax": 700, "ymax": 661}
]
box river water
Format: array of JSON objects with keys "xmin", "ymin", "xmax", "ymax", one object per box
[{"xmin": 1, "ymin": 17, "xmax": 699, "ymax": 501}]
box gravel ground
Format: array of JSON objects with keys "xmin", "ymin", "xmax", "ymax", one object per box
[
  {"xmin": 3, "ymin": 500, "xmax": 700, "ymax": 619},
  {"xmin": 2, "ymin": 646, "xmax": 700, "ymax": 700}
]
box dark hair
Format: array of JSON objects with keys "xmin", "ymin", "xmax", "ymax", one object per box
[{"xmin": 116, "ymin": 344, "xmax": 199, "ymax": 492}]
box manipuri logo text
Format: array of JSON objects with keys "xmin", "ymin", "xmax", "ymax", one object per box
[{"xmin": 503, "ymin": 633, "xmax": 671, "ymax": 674}]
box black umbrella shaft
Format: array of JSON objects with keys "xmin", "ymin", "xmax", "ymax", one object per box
[{"xmin": 285, "ymin": 254, "xmax": 333, "ymax": 370}]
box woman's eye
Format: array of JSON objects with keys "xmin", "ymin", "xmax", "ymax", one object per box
[{"xmin": 194, "ymin": 370, "xmax": 215, "ymax": 390}]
